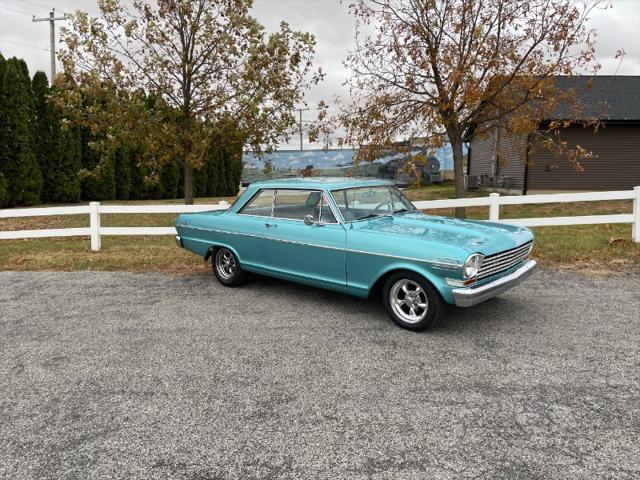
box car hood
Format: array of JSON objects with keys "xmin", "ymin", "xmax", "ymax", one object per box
[{"xmin": 352, "ymin": 212, "xmax": 533, "ymax": 256}]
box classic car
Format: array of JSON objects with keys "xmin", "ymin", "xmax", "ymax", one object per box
[{"xmin": 175, "ymin": 178, "xmax": 536, "ymax": 331}]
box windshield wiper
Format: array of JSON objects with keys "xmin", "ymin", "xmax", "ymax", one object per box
[
  {"xmin": 393, "ymin": 208, "xmax": 417, "ymax": 214},
  {"xmin": 356, "ymin": 213, "xmax": 387, "ymax": 221}
]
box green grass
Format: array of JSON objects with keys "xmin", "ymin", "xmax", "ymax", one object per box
[{"xmin": 1, "ymin": 182, "xmax": 638, "ymax": 274}]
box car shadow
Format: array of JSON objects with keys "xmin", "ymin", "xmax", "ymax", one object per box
[{"xmin": 235, "ymin": 273, "xmax": 516, "ymax": 333}]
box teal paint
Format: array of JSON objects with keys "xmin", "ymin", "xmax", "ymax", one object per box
[{"xmin": 175, "ymin": 178, "xmax": 534, "ymax": 305}]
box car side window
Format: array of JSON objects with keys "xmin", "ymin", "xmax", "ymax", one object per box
[
  {"xmin": 320, "ymin": 194, "xmax": 338, "ymax": 224},
  {"xmin": 274, "ymin": 189, "xmax": 321, "ymax": 221},
  {"xmin": 238, "ymin": 189, "xmax": 274, "ymax": 217}
]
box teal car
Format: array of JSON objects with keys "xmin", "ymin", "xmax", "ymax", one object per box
[{"xmin": 175, "ymin": 178, "xmax": 536, "ymax": 331}]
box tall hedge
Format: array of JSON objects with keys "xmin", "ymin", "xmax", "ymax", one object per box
[
  {"xmin": 0, "ymin": 58, "xmax": 42, "ymax": 206},
  {"xmin": 113, "ymin": 143, "xmax": 132, "ymax": 200},
  {"xmin": 0, "ymin": 172, "xmax": 7, "ymax": 206},
  {"xmin": 0, "ymin": 52, "xmax": 243, "ymax": 207},
  {"xmin": 192, "ymin": 145, "xmax": 242, "ymax": 198},
  {"xmin": 32, "ymin": 71, "xmax": 81, "ymax": 203}
]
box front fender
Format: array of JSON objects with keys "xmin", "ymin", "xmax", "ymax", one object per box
[{"xmin": 367, "ymin": 261, "xmax": 456, "ymax": 304}]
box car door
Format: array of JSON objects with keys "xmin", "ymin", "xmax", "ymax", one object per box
[
  {"xmin": 263, "ymin": 189, "xmax": 346, "ymax": 291},
  {"xmin": 230, "ymin": 188, "xmax": 274, "ymax": 268}
]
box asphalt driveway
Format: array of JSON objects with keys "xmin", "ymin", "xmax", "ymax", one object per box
[{"xmin": 1, "ymin": 269, "xmax": 639, "ymax": 479}]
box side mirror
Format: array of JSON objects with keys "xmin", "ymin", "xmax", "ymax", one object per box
[{"xmin": 303, "ymin": 215, "xmax": 316, "ymax": 226}]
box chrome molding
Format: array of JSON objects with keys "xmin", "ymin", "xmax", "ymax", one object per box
[
  {"xmin": 237, "ymin": 187, "xmax": 342, "ymax": 225},
  {"xmin": 452, "ymin": 260, "xmax": 537, "ymax": 307},
  {"xmin": 477, "ymin": 241, "xmax": 533, "ymax": 279},
  {"xmin": 264, "ymin": 236, "xmax": 344, "ymax": 251},
  {"xmin": 272, "ymin": 188, "xmax": 277, "ymax": 217},
  {"xmin": 180, "ymin": 224, "xmax": 461, "ymax": 268},
  {"xmin": 346, "ymin": 248, "xmax": 460, "ymax": 268}
]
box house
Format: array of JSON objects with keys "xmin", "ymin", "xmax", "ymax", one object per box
[{"xmin": 466, "ymin": 76, "xmax": 640, "ymax": 194}]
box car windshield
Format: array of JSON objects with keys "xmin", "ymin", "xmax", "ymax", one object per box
[{"xmin": 331, "ymin": 185, "xmax": 417, "ymax": 222}]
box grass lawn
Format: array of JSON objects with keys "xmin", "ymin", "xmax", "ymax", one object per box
[{"xmin": 1, "ymin": 183, "xmax": 638, "ymax": 274}]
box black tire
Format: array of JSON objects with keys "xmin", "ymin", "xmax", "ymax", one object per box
[
  {"xmin": 212, "ymin": 247, "xmax": 248, "ymax": 287},
  {"xmin": 382, "ymin": 271, "xmax": 443, "ymax": 331}
]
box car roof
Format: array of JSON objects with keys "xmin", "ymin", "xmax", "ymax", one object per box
[{"xmin": 249, "ymin": 177, "xmax": 394, "ymax": 190}]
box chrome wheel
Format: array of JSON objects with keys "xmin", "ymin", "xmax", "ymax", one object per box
[
  {"xmin": 389, "ymin": 279, "xmax": 429, "ymax": 324},
  {"xmin": 215, "ymin": 249, "xmax": 236, "ymax": 280}
]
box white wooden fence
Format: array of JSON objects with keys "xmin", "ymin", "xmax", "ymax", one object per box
[{"xmin": 1, "ymin": 187, "xmax": 639, "ymax": 251}]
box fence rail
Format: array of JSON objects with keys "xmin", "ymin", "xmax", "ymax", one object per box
[{"xmin": 1, "ymin": 187, "xmax": 639, "ymax": 251}]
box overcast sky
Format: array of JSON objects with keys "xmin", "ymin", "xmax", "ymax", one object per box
[{"xmin": 1, "ymin": 0, "xmax": 639, "ymax": 149}]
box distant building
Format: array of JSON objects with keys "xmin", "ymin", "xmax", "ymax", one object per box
[
  {"xmin": 241, "ymin": 146, "xmax": 457, "ymax": 185},
  {"xmin": 466, "ymin": 76, "xmax": 640, "ymax": 193}
]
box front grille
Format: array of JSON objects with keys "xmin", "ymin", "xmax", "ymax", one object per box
[{"xmin": 477, "ymin": 241, "xmax": 532, "ymax": 279}]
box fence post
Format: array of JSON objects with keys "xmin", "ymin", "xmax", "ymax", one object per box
[
  {"xmin": 633, "ymin": 186, "xmax": 640, "ymax": 243},
  {"xmin": 90, "ymin": 202, "xmax": 101, "ymax": 251},
  {"xmin": 489, "ymin": 193, "xmax": 500, "ymax": 222}
]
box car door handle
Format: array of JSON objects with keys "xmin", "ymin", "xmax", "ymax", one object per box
[{"xmin": 265, "ymin": 223, "xmax": 277, "ymax": 228}]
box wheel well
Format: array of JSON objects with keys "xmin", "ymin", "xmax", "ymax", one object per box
[
  {"xmin": 203, "ymin": 245, "xmax": 221, "ymax": 261},
  {"xmin": 368, "ymin": 268, "xmax": 421, "ymax": 300}
]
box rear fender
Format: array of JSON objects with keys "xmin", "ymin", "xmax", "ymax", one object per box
[{"xmin": 202, "ymin": 242, "xmax": 242, "ymax": 263}]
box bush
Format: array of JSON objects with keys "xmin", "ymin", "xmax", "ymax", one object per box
[
  {"xmin": 0, "ymin": 59, "xmax": 42, "ymax": 206},
  {"xmin": 0, "ymin": 172, "xmax": 8, "ymax": 207}
]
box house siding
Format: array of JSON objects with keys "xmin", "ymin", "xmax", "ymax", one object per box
[
  {"xmin": 468, "ymin": 127, "xmax": 527, "ymax": 191},
  {"xmin": 468, "ymin": 129, "xmax": 495, "ymax": 178},
  {"xmin": 527, "ymin": 124, "xmax": 640, "ymax": 191}
]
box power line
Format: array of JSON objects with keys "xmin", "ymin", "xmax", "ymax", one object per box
[
  {"xmin": 18, "ymin": 0, "xmax": 68, "ymax": 15},
  {"xmin": 0, "ymin": 38, "xmax": 49, "ymax": 51},
  {"xmin": 0, "ymin": 5, "xmax": 33, "ymax": 16}
]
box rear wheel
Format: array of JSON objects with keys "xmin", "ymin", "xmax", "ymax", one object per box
[
  {"xmin": 382, "ymin": 272, "xmax": 443, "ymax": 331},
  {"xmin": 212, "ymin": 247, "xmax": 248, "ymax": 287}
]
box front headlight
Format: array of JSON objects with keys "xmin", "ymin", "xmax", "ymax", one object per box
[{"xmin": 463, "ymin": 253, "xmax": 484, "ymax": 279}]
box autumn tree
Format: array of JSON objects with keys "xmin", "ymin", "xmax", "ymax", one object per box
[
  {"xmin": 59, "ymin": 0, "xmax": 322, "ymax": 204},
  {"xmin": 314, "ymin": 0, "xmax": 601, "ymax": 216}
]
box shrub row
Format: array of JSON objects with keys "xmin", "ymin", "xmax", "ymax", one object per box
[{"xmin": 0, "ymin": 52, "xmax": 241, "ymax": 207}]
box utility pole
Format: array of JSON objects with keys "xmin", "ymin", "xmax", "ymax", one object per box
[
  {"xmin": 297, "ymin": 107, "xmax": 310, "ymax": 151},
  {"xmin": 296, "ymin": 107, "xmax": 310, "ymax": 171},
  {"xmin": 32, "ymin": 9, "xmax": 68, "ymax": 82}
]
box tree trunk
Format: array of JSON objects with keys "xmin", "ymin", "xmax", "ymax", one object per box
[
  {"xmin": 184, "ymin": 163, "xmax": 194, "ymax": 205},
  {"xmin": 450, "ymin": 135, "xmax": 466, "ymax": 218}
]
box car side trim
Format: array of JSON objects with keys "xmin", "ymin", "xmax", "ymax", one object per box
[
  {"xmin": 346, "ymin": 248, "xmax": 461, "ymax": 269},
  {"xmin": 181, "ymin": 225, "xmax": 461, "ymax": 269}
]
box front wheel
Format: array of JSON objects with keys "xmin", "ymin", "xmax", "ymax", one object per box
[
  {"xmin": 212, "ymin": 247, "xmax": 248, "ymax": 287},
  {"xmin": 382, "ymin": 272, "xmax": 443, "ymax": 331}
]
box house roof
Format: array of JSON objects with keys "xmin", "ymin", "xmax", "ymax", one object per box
[{"xmin": 549, "ymin": 76, "xmax": 640, "ymax": 121}]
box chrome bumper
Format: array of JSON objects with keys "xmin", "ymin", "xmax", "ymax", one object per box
[
  {"xmin": 452, "ymin": 260, "xmax": 537, "ymax": 307},
  {"xmin": 174, "ymin": 235, "xmax": 182, "ymax": 248}
]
